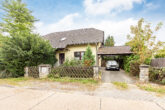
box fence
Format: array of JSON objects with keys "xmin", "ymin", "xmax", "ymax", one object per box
[
  {"xmin": 24, "ymin": 64, "xmax": 51, "ymax": 78},
  {"xmin": 27, "ymin": 66, "xmax": 39, "ymax": 78},
  {"xmin": 151, "ymin": 58, "xmax": 165, "ymax": 68},
  {"xmin": 50, "ymin": 66, "xmax": 94, "ymax": 78}
]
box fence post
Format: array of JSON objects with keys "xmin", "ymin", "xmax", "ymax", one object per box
[
  {"xmin": 38, "ymin": 64, "xmax": 51, "ymax": 78},
  {"xmin": 24, "ymin": 67, "xmax": 29, "ymax": 77},
  {"xmin": 139, "ymin": 64, "xmax": 149, "ymax": 82},
  {"xmin": 93, "ymin": 66, "xmax": 99, "ymax": 79}
]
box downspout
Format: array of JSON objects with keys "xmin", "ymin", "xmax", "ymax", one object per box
[{"xmin": 96, "ymin": 42, "xmax": 98, "ymax": 66}]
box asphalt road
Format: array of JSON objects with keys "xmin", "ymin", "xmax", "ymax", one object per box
[{"xmin": 0, "ymin": 86, "xmax": 164, "ymax": 110}]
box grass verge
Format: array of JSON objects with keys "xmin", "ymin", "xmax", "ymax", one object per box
[
  {"xmin": 43, "ymin": 77, "xmax": 99, "ymax": 85},
  {"xmin": 0, "ymin": 77, "xmax": 99, "ymax": 86},
  {"xmin": 137, "ymin": 84, "xmax": 165, "ymax": 95},
  {"xmin": 0, "ymin": 77, "xmax": 32, "ymax": 86},
  {"xmin": 112, "ymin": 82, "xmax": 128, "ymax": 90}
]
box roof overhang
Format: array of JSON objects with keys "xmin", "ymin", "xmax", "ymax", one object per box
[{"xmin": 97, "ymin": 46, "xmax": 133, "ymax": 55}]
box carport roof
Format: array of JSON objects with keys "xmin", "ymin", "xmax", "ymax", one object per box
[{"xmin": 97, "ymin": 46, "xmax": 133, "ymax": 55}]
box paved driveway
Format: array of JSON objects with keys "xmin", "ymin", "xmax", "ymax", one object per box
[
  {"xmin": 0, "ymin": 86, "xmax": 163, "ymax": 110},
  {"xmin": 101, "ymin": 68, "xmax": 135, "ymax": 83}
]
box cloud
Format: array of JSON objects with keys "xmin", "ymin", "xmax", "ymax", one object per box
[
  {"xmin": 89, "ymin": 18, "xmax": 138, "ymax": 45},
  {"xmin": 34, "ymin": 13, "xmax": 165, "ymax": 46},
  {"xmin": 34, "ymin": 13, "xmax": 80, "ymax": 35},
  {"xmin": 84, "ymin": 0, "xmax": 143, "ymax": 15},
  {"xmin": 144, "ymin": 2, "xmax": 159, "ymax": 11},
  {"xmin": 156, "ymin": 21, "xmax": 165, "ymax": 42}
]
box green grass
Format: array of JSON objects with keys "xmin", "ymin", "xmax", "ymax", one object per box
[
  {"xmin": 0, "ymin": 77, "xmax": 99, "ymax": 86},
  {"xmin": 112, "ymin": 82, "xmax": 128, "ymax": 89},
  {"xmin": 0, "ymin": 77, "xmax": 32, "ymax": 86},
  {"xmin": 137, "ymin": 84, "xmax": 165, "ymax": 94},
  {"xmin": 45, "ymin": 77, "xmax": 99, "ymax": 85}
]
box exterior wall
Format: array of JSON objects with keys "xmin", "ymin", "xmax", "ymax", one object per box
[{"xmin": 55, "ymin": 43, "xmax": 102, "ymax": 66}]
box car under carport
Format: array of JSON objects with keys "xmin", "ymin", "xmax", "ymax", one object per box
[{"xmin": 97, "ymin": 46, "xmax": 133, "ymax": 68}]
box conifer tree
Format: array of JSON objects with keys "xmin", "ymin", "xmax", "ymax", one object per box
[
  {"xmin": 82, "ymin": 45, "xmax": 95, "ymax": 66},
  {"xmin": 105, "ymin": 35, "xmax": 115, "ymax": 46}
]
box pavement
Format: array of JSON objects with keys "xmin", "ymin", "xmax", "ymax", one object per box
[
  {"xmin": 0, "ymin": 86, "xmax": 164, "ymax": 110},
  {"xmin": 101, "ymin": 68, "xmax": 135, "ymax": 83}
]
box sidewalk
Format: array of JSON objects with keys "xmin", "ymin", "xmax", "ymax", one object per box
[{"xmin": 0, "ymin": 86, "xmax": 163, "ymax": 110}]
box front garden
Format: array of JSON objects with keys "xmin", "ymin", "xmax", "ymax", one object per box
[{"xmin": 0, "ymin": 0, "xmax": 165, "ymax": 87}]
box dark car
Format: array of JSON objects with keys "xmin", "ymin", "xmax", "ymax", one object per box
[{"xmin": 106, "ymin": 60, "xmax": 120, "ymax": 71}]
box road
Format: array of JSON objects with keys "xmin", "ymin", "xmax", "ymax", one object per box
[{"xmin": 0, "ymin": 86, "xmax": 164, "ymax": 110}]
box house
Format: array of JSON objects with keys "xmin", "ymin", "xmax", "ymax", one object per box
[
  {"xmin": 43, "ymin": 28, "xmax": 133, "ymax": 67},
  {"xmin": 43, "ymin": 28, "xmax": 104, "ymax": 66}
]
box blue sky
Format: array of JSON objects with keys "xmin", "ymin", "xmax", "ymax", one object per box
[
  {"xmin": 24, "ymin": 0, "xmax": 165, "ymax": 23},
  {"xmin": 4, "ymin": 0, "xmax": 165, "ymax": 45}
]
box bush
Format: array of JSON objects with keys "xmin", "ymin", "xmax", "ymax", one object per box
[
  {"xmin": 149, "ymin": 67, "xmax": 165, "ymax": 84},
  {"xmin": 62, "ymin": 59, "xmax": 82, "ymax": 67},
  {"xmin": 123, "ymin": 55, "xmax": 139, "ymax": 73},
  {"xmin": 130, "ymin": 61, "xmax": 140, "ymax": 76}
]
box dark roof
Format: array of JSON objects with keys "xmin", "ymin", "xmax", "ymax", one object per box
[
  {"xmin": 97, "ymin": 46, "xmax": 133, "ymax": 55},
  {"xmin": 43, "ymin": 28, "xmax": 104, "ymax": 48}
]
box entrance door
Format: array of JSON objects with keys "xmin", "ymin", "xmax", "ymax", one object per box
[{"xmin": 59, "ymin": 53, "xmax": 65, "ymax": 65}]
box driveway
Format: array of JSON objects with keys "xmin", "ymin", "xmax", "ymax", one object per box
[
  {"xmin": 101, "ymin": 68, "xmax": 135, "ymax": 83},
  {"xmin": 0, "ymin": 86, "xmax": 164, "ymax": 110}
]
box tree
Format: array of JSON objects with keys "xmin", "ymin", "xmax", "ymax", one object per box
[
  {"xmin": 126, "ymin": 18, "xmax": 163, "ymax": 64},
  {"xmin": 155, "ymin": 46, "xmax": 165, "ymax": 58},
  {"xmin": 0, "ymin": 0, "xmax": 35, "ymax": 36},
  {"xmin": 82, "ymin": 45, "xmax": 95, "ymax": 66},
  {"xmin": 105, "ymin": 35, "xmax": 115, "ymax": 46},
  {"xmin": 0, "ymin": 0, "xmax": 56, "ymax": 77}
]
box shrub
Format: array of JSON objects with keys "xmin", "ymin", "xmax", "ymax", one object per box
[
  {"xmin": 149, "ymin": 67, "xmax": 165, "ymax": 84},
  {"xmin": 82, "ymin": 45, "xmax": 95, "ymax": 66},
  {"xmin": 123, "ymin": 55, "xmax": 139, "ymax": 73},
  {"xmin": 130, "ymin": 61, "xmax": 140, "ymax": 76},
  {"xmin": 63, "ymin": 59, "xmax": 82, "ymax": 67}
]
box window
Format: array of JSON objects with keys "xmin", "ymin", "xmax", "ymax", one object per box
[{"xmin": 74, "ymin": 51, "xmax": 85, "ymax": 60}]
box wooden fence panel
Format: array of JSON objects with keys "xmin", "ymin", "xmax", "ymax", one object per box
[
  {"xmin": 50, "ymin": 66, "xmax": 94, "ymax": 78},
  {"xmin": 151, "ymin": 58, "xmax": 165, "ymax": 68},
  {"xmin": 28, "ymin": 66, "xmax": 39, "ymax": 78}
]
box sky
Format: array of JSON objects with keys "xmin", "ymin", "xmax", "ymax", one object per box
[{"xmin": 14, "ymin": 0, "xmax": 165, "ymax": 45}]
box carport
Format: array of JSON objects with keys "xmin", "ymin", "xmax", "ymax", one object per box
[{"xmin": 97, "ymin": 46, "xmax": 133, "ymax": 68}]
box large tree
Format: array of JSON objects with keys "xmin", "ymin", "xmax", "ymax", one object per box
[
  {"xmin": 126, "ymin": 18, "xmax": 163, "ymax": 64},
  {"xmin": 0, "ymin": 0, "xmax": 56, "ymax": 77},
  {"xmin": 0, "ymin": 0, "xmax": 35, "ymax": 35},
  {"xmin": 104, "ymin": 35, "xmax": 115, "ymax": 46}
]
